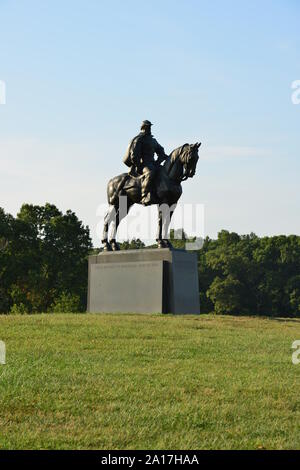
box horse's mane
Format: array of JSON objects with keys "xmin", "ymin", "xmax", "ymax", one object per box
[{"xmin": 169, "ymin": 144, "xmax": 189, "ymax": 163}]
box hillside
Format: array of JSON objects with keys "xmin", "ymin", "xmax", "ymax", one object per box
[{"xmin": 0, "ymin": 313, "xmax": 299, "ymax": 449}]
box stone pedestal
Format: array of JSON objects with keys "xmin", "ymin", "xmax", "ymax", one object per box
[{"xmin": 87, "ymin": 248, "xmax": 200, "ymax": 314}]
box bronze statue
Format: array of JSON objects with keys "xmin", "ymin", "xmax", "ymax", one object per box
[
  {"xmin": 102, "ymin": 120, "xmax": 201, "ymax": 251},
  {"xmin": 123, "ymin": 120, "xmax": 168, "ymax": 205}
]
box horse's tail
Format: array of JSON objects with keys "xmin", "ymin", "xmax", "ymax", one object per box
[{"xmin": 107, "ymin": 173, "xmax": 129, "ymax": 206}]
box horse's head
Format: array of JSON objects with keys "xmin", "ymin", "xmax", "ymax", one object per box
[
  {"xmin": 181, "ymin": 142, "xmax": 201, "ymax": 180},
  {"xmin": 168, "ymin": 142, "xmax": 201, "ymax": 182}
]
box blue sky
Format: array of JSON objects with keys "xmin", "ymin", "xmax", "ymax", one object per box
[{"xmin": 1, "ymin": 0, "xmax": 300, "ymax": 245}]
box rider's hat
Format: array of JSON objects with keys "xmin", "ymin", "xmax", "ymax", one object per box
[{"xmin": 141, "ymin": 120, "xmax": 153, "ymax": 130}]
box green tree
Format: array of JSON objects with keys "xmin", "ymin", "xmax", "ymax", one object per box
[
  {"xmin": 50, "ymin": 292, "xmax": 82, "ymax": 313},
  {"xmin": 0, "ymin": 204, "xmax": 92, "ymax": 313},
  {"xmin": 119, "ymin": 238, "xmax": 145, "ymax": 250},
  {"xmin": 207, "ymin": 275, "xmax": 243, "ymax": 315},
  {"xmin": 0, "ymin": 208, "xmax": 15, "ymax": 312}
]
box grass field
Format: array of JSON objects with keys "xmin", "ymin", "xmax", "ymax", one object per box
[{"xmin": 0, "ymin": 313, "xmax": 299, "ymax": 450}]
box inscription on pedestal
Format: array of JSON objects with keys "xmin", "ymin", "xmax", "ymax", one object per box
[
  {"xmin": 87, "ymin": 249, "xmax": 200, "ymax": 315},
  {"xmin": 89, "ymin": 260, "xmax": 164, "ymax": 313}
]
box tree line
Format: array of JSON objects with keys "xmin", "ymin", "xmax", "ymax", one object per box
[
  {"xmin": 0, "ymin": 204, "xmax": 92, "ymax": 313},
  {"xmin": 158, "ymin": 229, "xmax": 300, "ymax": 317},
  {"xmin": 1, "ymin": 204, "xmax": 299, "ymax": 316},
  {"xmin": 198, "ymin": 230, "xmax": 300, "ymax": 317}
]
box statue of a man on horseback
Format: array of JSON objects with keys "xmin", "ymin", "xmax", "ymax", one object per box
[
  {"xmin": 102, "ymin": 120, "xmax": 201, "ymax": 252},
  {"xmin": 123, "ymin": 120, "xmax": 168, "ymax": 205}
]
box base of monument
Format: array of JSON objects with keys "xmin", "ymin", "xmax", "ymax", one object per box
[{"xmin": 87, "ymin": 248, "xmax": 200, "ymax": 314}]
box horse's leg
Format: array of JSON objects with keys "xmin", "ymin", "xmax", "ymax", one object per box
[
  {"xmin": 156, "ymin": 205, "xmax": 164, "ymax": 248},
  {"xmin": 110, "ymin": 200, "xmax": 133, "ymax": 251},
  {"xmin": 109, "ymin": 205, "xmax": 120, "ymax": 251},
  {"xmin": 157, "ymin": 203, "xmax": 177, "ymax": 248},
  {"xmin": 102, "ymin": 212, "xmax": 109, "ymax": 244},
  {"xmin": 102, "ymin": 204, "xmax": 117, "ymax": 252},
  {"xmin": 163, "ymin": 204, "xmax": 177, "ymax": 248}
]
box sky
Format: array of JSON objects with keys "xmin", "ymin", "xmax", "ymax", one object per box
[{"xmin": 1, "ymin": 0, "xmax": 300, "ymax": 246}]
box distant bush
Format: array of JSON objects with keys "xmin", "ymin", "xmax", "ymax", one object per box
[
  {"xmin": 10, "ymin": 303, "xmax": 28, "ymax": 315},
  {"xmin": 207, "ymin": 275, "xmax": 243, "ymax": 315},
  {"xmin": 119, "ymin": 238, "xmax": 145, "ymax": 250},
  {"xmin": 50, "ymin": 292, "xmax": 82, "ymax": 313}
]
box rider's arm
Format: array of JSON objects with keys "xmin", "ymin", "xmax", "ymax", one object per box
[{"xmin": 155, "ymin": 141, "xmax": 168, "ymax": 164}]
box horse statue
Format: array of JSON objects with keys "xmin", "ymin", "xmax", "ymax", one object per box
[{"xmin": 102, "ymin": 142, "xmax": 201, "ymax": 251}]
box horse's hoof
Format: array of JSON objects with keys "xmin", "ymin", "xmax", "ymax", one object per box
[
  {"xmin": 102, "ymin": 241, "xmax": 112, "ymax": 252},
  {"xmin": 157, "ymin": 239, "xmax": 173, "ymax": 249},
  {"xmin": 110, "ymin": 239, "xmax": 120, "ymax": 251},
  {"xmin": 163, "ymin": 239, "xmax": 173, "ymax": 249}
]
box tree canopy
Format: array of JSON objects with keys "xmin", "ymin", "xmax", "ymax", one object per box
[
  {"xmin": 0, "ymin": 204, "xmax": 92, "ymax": 313},
  {"xmin": 1, "ymin": 206, "xmax": 299, "ymax": 316},
  {"xmin": 199, "ymin": 230, "xmax": 300, "ymax": 317}
]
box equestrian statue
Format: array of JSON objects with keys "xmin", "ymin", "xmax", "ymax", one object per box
[{"xmin": 102, "ymin": 120, "xmax": 201, "ymax": 251}]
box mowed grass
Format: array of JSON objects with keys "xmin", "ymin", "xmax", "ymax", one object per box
[{"xmin": 0, "ymin": 313, "xmax": 300, "ymax": 450}]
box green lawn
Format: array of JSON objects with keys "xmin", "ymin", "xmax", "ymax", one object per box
[{"xmin": 0, "ymin": 313, "xmax": 299, "ymax": 449}]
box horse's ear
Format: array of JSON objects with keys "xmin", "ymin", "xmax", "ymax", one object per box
[{"xmin": 196, "ymin": 142, "xmax": 201, "ymax": 148}]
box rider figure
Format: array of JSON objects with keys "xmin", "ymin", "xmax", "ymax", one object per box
[{"xmin": 123, "ymin": 120, "xmax": 168, "ymax": 205}]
